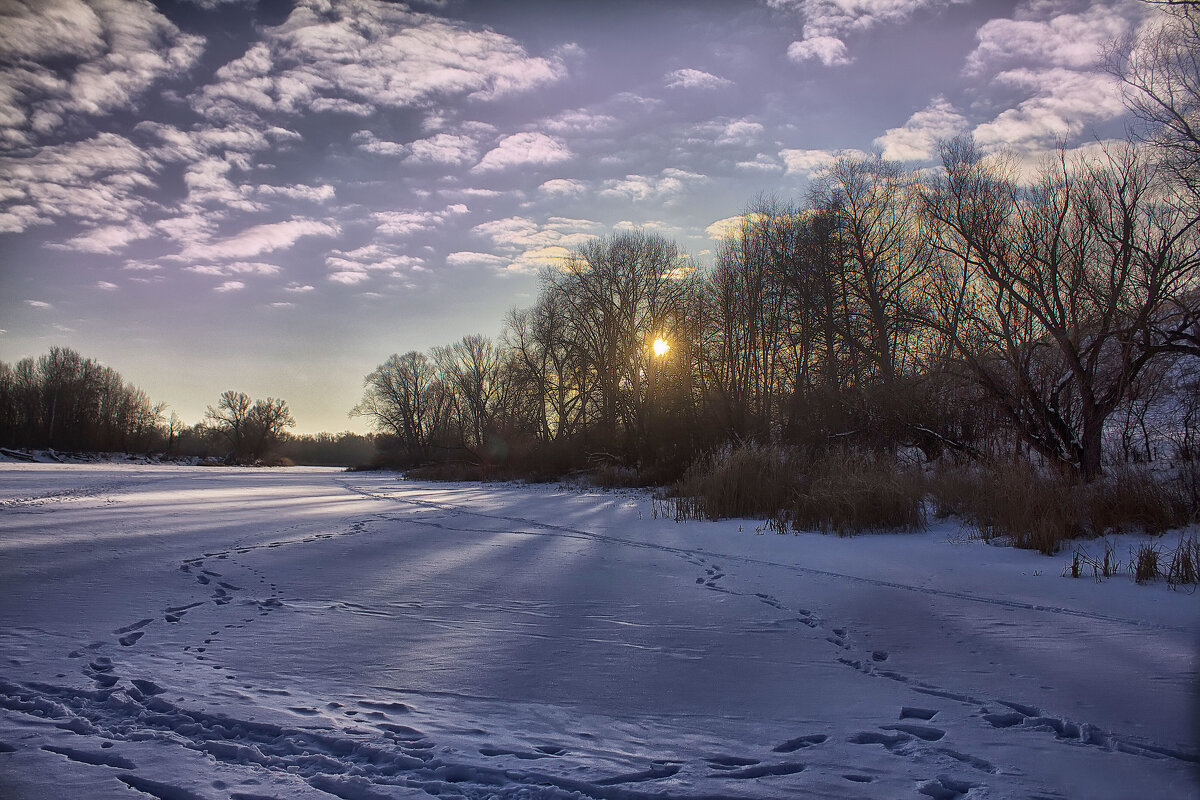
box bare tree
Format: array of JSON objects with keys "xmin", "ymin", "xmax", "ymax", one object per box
[
  {"xmin": 433, "ymin": 334, "xmax": 504, "ymax": 452},
  {"xmin": 352, "ymin": 352, "xmax": 435, "ymax": 457},
  {"xmin": 246, "ymin": 398, "xmax": 295, "ymax": 460},
  {"xmin": 548, "ymin": 229, "xmax": 694, "ymax": 455},
  {"xmin": 206, "ymin": 390, "xmax": 253, "ymax": 461},
  {"xmin": 1111, "ymin": 1, "xmax": 1200, "ymax": 207},
  {"xmin": 921, "ymin": 138, "xmax": 1200, "ymax": 482},
  {"xmin": 812, "ymin": 157, "xmax": 932, "ymax": 390}
]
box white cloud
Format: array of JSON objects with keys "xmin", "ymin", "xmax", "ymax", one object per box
[
  {"xmin": 780, "ymin": 147, "xmax": 870, "ymax": 176},
  {"xmin": 683, "ymin": 117, "xmax": 765, "ymax": 148},
  {"xmin": 875, "ymin": 96, "xmax": 969, "ymax": 161},
  {"xmin": 538, "ymin": 179, "xmax": 586, "ymax": 198},
  {"xmin": 539, "ymin": 108, "xmax": 620, "ymax": 134},
  {"xmin": 96, "ymin": 280, "xmax": 119, "ymax": 290},
  {"xmin": 665, "ymin": 68, "xmax": 732, "ymax": 90},
  {"xmin": 0, "ymin": 0, "xmax": 203, "ymax": 145},
  {"xmin": 326, "ymin": 244, "xmax": 426, "ymax": 274},
  {"xmin": 192, "ymin": 0, "xmax": 565, "ymax": 122},
  {"xmin": 407, "ymin": 133, "xmax": 482, "ymax": 166},
  {"xmin": 963, "ymin": 4, "xmax": 1136, "ymax": 155},
  {"xmin": 787, "ymin": 36, "xmax": 851, "ymax": 67},
  {"xmin": 706, "ymin": 215, "xmax": 753, "ymax": 240},
  {"xmin": 122, "ymin": 259, "xmax": 162, "ymax": 271},
  {"xmin": 371, "ymin": 204, "xmax": 468, "ymax": 237},
  {"xmin": 285, "ymin": 283, "xmax": 315, "ymax": 293},
  {"xmin": 328, "ymin": 270, "xmax": 372, "ymax": 285},
  {"xmin": 736, "ymin": 154, "xmax": 784, "ymax": 172},
  {"xmin": 25, "ymin": 300, "xmax": 51, "ymax": 309},
  {"xmin": 965, "ymin": 5, "xmax": 1132, "ymax": 76},
  {"xmin": 472, "ymin": 132, "xmax": 571, "ymax": 173},
  {"xmin": 179, "ymin": 218, "xmax": 340, "ymax": 261},
  {"xmin": 185, "ymin": 261, "xmax": 281, "ymax": 277},
  {"xmin": 0, "ymin": 133, "xmax": 153, "ymax": 232},
  {"xmin": 182, "ymin": 156, "xmax": 265, "ymax": 213},
  {"xmin": 445, "ymin": 251, "xmax": 509, "ymax": 268},
  {"xmin": 214, "ymin": 280, "xmax": 245, "ymax": 292},
  {"xmin": 773, "ymin": 0, "xmax": 966, "ymax": 66},
  {"xmin": 599, "ymin": 169, "xmax": 706, "ymax": 204},
  {"xmin": 255, "ymin": 183, "xmax": 336, "ymax": 203},
  {"xmin": 470, "ymin": 215, "xmax": 602, "ymax": 274},
  {"xmin": 56, "ymin": 221, "xmax": 152, "ymax": 253},
  {"xmin": 972, "ymin": 68, "xmax": 1125, "ymax": 151}
]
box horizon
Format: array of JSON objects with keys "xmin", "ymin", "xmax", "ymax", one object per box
[{"xmin": 0, "ymin": 0, "xmax": 1152, "ymax": 434}]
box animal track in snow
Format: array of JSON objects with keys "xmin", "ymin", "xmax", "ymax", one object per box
[{"xmin": 772, "ymin": 734, "xmax": 828, "ymax": 753}]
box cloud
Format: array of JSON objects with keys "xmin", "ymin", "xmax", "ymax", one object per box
[
  {"xmin": 96, "ymin": 280, "xmax": 118, "ymax": 290},
  {"xmin": 182, "ymin": 156, "xmax": 266, "ymax": 213},
  {"xmin": 539, "ymin": 108, "xmax": 620, "ymax": 134},
  {"xmin": 192, "ymin": 0, "xmax": 565, "ymax": 122},
  {"xmin": 473, "ymin": 132, "xmax": 572, "ymax": 172},
  {"xmin": 214, "ymin": 280, "xmax": 245, "ymax": 292},
  {"xmin": 717, "ymin": 119, "xmax": 765, "ymax": 146},
  {"xmin": 964, "ymin": 4, "xmax": 1132, "ymax": 76},
  {"xmin": 0, "ymin": 0, "xmax": 203, "ymax": 145},
  {"xmin": 706, "ymin": 215, "xmax": 753, "ymax": 240},
  {"xmin": 736, "ymin": 154, "xmax": 784, "ymax": 172},
  {"xmin": 56, "ymin": 221, "xmax": 153, "ymax": 253},
  {"xmin": 773, "ymin": 0, "xmax": 966, "ymax": 66},
  {"xmin": 327, "ymin": 270, "xmax": 372, "ymax": 285},
  {"xmin": 471, "ymin": 215, "xmax": 602, "ymax": 273},
  {"xmin": 972, "ymin": 68, "xmax": 1125, "ymax": 151},
  {"xmin": 178, "ymin": 218, "xmax": 340, "ymax": 261},
  {"xmin": 963, "ymin": 3, "xmax": 1136, "ymax": 154},
  {"xmin": 599, "ymin": 169, "xmax": 706, "ymax": 204},
  {"xmin": 25, "ymin": 300, "xmax": 51, "ymax": 309},
  {"xmin": 185, "ymin": 261, "xmax": 281, "ymax": 277},
  {"xmin": 445, "ymin": 251, "xmax": 510, "ymax": 268},
  {"xmin": 875, "ymin": 96, "xmax": 969, "ymax": 161},
  {"xmin": 371, "ymin": 204, "xmax": 469, "ymax": 237},
  {"xmin": 285, "ymin": 283, "xmax": 315, "ymax": 293},
  {"xmin": 255, "ymin": 183, "xmax": 336, "ymax": 203},
  {"xmin": 538, "ymin": 178, "xmax": 586, "ymax": 198},
  {"xmin": 0, "ymin": 132, "xmax": 153, "ymax": 231},
  {"xmin": 323, "ymin": 244, "xmax": 427, "ymax": 285},
  {"xmin": 780, "ymin": 147, "xmax": 870, "ymax": 176},
  {"xmin": 787, "ymin": 36, "xmax": 851, "ymax": 67},
  {"xmin": 665, "ymin": 68, "xmax": 732, "ymax": 90}
]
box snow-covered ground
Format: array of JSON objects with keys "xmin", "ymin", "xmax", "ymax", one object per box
[{"xmin": 0, "ymin": 465, "xmax": 1196, "ymax": 800}]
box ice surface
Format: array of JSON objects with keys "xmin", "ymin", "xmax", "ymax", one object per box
[{"xmin": 0, "ymin": 464, "xmax": 1196, "ymax": 798}]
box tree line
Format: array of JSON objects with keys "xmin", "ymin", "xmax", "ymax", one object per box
[
  {"xmin": 356, "ymin": 139, "xmax": 1199, "ymax": 484},
  {"xmin": 0, "ymin": 348, "xmax": 372, "ymax": 465},
  {"xmin": 358, "ymin": 3, "xmax": 1200, "ymax": 484}
]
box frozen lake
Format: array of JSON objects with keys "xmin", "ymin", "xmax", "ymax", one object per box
[{"xmin": 0, "ymin": 464, "xmax": 1196, "ymax": 798}]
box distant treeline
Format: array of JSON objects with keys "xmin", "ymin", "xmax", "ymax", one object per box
[
  {"xmin": 354, "ymin": 138, "xmax": 1200, "ymax": 486},
  {"xmin": 0, "ymin": 347, "xmax": 373, "ymax": 466}
]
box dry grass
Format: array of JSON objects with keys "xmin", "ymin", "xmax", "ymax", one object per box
[
  {"xmin": 787, "ymin": 449, "xmax": 925, "ymax": 535},
  {"xmin": 665, "ymin": 444, "xmax": 924, "ymax": 536},
  {"xmin": 669, "ymin": 443, "xmax": 800, "ymax": 521},
  {"xmin": 1130, "ymin": 542, "xmax": 1163, "ymax": 583},
  {"xmin": 928, "ymin": 462, "xmax": 1193, "ymax": 555},
  {"xmin": 1166, "ymin": 534, "xmax": 1200, "ymax": 587}
]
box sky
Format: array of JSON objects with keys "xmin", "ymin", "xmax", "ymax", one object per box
[{"xmin": 0, "ymin": 0, "xmax": 1155, "ymax": 434}]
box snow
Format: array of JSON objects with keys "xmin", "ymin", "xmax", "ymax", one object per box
[{"xmin": 0, "ymin": 464, "xmax": 1196, "ymax": 799}]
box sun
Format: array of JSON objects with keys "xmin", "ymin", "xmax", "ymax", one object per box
[{"xmin": 652, "ymin": 337, "xmax": 670, "ymax": 357}]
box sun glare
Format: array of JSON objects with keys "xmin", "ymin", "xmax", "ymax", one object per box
[{"xmin": 653, "ymin": 337, "xmax": 670, "ymax": 357}]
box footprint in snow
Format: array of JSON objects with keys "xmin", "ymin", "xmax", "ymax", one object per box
[
  {"xmin": 772, "ymin": 734, "xmax": 827, "ymax": 753},
  {"xmin": 918, "ymin": 775, "xmax": 977, "ymax": 799}
]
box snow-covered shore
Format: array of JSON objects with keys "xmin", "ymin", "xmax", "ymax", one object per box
[{"xmin": 1, "ymin": 464, "xmax": 1196, "ymax": 799}]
